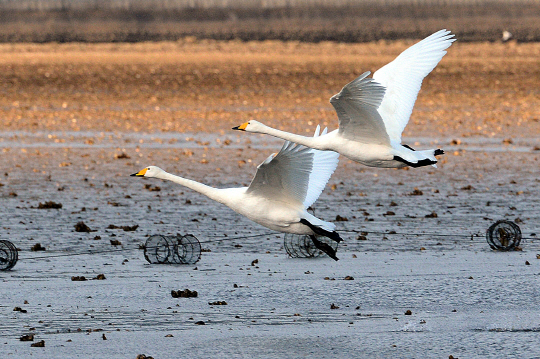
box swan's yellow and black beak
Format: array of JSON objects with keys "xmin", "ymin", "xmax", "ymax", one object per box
[
  {"xmin": 232, "ymin": 122, "xmax": 248, "ymax": 131},
  {"xmin": 131, "ymin": 168, "xmax": 147, "ymax": 177}
]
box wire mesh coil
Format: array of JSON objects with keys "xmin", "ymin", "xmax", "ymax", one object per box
[
  {"xmin": 283, "ymin": 234, "xmax": 339, "ymax": 258},
  {"xmin": 486, "ymin": 220, "xmax": 522, "ymax": 251},
  {"xmin": 144, "ymin": 234, "xmax": 201, "ymax": 264},
  {"xmin": 0, "ymin": 240, "xmax": 18, "ymax": 271}
]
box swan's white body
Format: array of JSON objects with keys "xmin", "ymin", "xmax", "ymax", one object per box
[
  {"xmin": 132, "ymin": 127, "xmax": 340, "ymax": 238},
  {"xmin": 234, "ymin": 29, "xmax": 455, "ymax": 169}
]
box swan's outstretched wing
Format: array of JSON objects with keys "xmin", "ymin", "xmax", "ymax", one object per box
[
  {"xmin": 247, "ymin": 128, "xmax": 339, "ymax": 208},
  {"xmin": 373, "ymin": 29, "xmax": 455, "ymax": 143},
  {"xmin": 247, "ymin": 141, "xmax": 313, "ymax": 206},
  {"xmin": 330, "ymin": 71, "xmax": 390, "ymax": 146}
]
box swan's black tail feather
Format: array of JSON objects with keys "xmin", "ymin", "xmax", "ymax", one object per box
[
  {"xmin": 310, "ymin": 235, "xmax": 339, "ymax": 261},
  {"xmin": 299, "ymin": 219, "xmax": 342, "ymax": 243}
]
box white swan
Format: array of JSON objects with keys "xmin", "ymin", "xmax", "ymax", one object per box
[
  {"xmin": 233, "ymin": 29, "xmax": 455, "ymax": 169},
  {"xmin": 131, "ymin": 127, "xmax": 342, "ymax": 260}
]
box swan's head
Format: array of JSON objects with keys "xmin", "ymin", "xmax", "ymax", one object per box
[
  {"xmin": 130, "ymin": 165, "xmax": 165, "ymax": 178},
  {"xmin": 232, "ymin": 120, "xmax": 265, "ymax": 133}
]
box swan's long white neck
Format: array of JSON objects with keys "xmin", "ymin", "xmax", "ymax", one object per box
[
  {"xmin": 155, "ymin": 171, "xmax": 230, "ymax": 205},
  {"xmin": 254, "ymin": 124, "xmax": 326, "ymax": 150}
]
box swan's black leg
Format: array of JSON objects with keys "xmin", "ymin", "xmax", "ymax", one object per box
[
  {"xmin": 299, "ymin": 219, "xmax": 342, "ymax": 243},
  {"xmin": 310, "ymin": 235, "xmax": 339, "ymax": 261},
  {"xmin": 299, "ymin": 218, "xmax": 342, "ymax": 261},
  {"xmin": 393, "ymin": 156, "xmax": 438, "ymax": 168}
]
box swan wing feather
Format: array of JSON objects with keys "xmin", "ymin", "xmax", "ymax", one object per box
[
  {"xmin": 330, "ymin": 71, "xmax": 390, "ymax": 145},
  {"xmin": 247, "ymin": 128, "xmax": 339, "ymax": 208},
  {"xmin": 373, "ymin": 29, "xmax": 455, "ymax": 143},
  {"xmin": 247, "ymin": 141, "xmax": 313, "ymax": 206}
]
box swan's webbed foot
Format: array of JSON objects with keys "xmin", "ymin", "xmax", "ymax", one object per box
[
  {"xmin": 310, "ymin": 235, "xmax": 339, "ymax": 261},
  {"xmin": 393, "ymin": 156, "xmax": 437, "ymax": 168}
]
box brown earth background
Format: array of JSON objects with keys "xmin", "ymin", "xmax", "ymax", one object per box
[
  {"xmin": 0, "ymin": 0, "xmax": 539, "ymax": 140},
  {"xmin": 1, "ymin": 40, "xmax": 539, "ymax": 139}
]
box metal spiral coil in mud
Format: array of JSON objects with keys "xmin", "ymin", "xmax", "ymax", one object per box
[
  {"xmin": 486, "ymin": 220, "xmax": 522, "ymax": 251},
  {"xmin": 144, "ymin": 234, "xmax": 201, "ymax": 265},
  {"xmin": 283, "ymin": 234, "xmax": 338, "ymax": 258},
  {"xmin": 0, "ymin": 240, "xmax": 18, "ymax": 271}
]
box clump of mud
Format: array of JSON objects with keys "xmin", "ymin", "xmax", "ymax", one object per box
[
  {"xmin": 38, "ymin": 201, "xmax": 62, "ymax": 209},
  {"xmin": 30, "ymin": 243, "xmax": 46, "ymax": 251},
  {"xmin": 107, "ymin": 224, "xmax": 139, "ymax": 231},
  {"xmin": 74, "ymin": 221, "xmax": 93, "ymax": 232},
  {"xmin": 171, "ymin": 289, "xmax": 198, "ymax": 298}
]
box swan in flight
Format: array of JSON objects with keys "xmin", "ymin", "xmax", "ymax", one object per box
[
  {"xmin": 132, "ymin": 127, "xmax": 342, "ymax": 260},
  {"xmin": 233, "ymin": 29, "xmax": 455, "ymax": 169}
]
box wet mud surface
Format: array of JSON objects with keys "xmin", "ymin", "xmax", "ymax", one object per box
[{"xmin": 1, "ymin": 133, "xmax": 540, "ymax": 358}]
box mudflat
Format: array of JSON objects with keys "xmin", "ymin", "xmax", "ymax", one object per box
[{"xmin": 1, "ymin": 40, "xmax": 539, "ymax": 358}]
